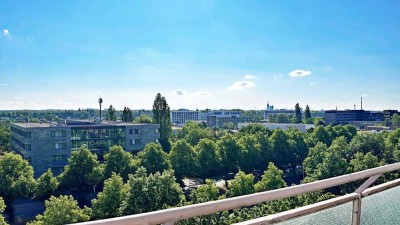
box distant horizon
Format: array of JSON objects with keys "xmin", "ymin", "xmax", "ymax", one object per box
[{"xmin": 1, "ymin": 1, "xmax": 399, "ymax": 111}]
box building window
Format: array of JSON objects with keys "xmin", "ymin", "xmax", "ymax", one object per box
[
  {"xmin": 131, "ymin": 139, "xmax": 142, "ymax": 145},
  {"xmin": 129, "ymin": 129, "xmax": 133, "ymax": 134},
  {"xmin": 156, "ymin": 138, "xmax": 159, "ymax": 143},
  {"xmin": 52, "ymin": 155, "xmax": 67, "ymax": 161},
  {"xmin": 134, "ymin": 129, "xmax": 140, "ymax": 134},
  {"xmin": 51, "ymin": 131, "xmax": 66, "ymax": 138},
  {"xmin": 26, "ymin": 144, "xmax": 31, "ymax": 151},
  {"xmin": 55, "ymin": 142, "xmax": 66, "ymax": 149},
  {"xmin": 156, "ymin": 128, "xmax": 160, "ymax": 133}
]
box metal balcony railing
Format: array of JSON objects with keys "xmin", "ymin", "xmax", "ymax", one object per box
[{"xmin": 73, "ymin": 162, "xmax": 400, "ymax": 225}]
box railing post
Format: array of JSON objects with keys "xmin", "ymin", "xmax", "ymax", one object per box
[{"xmin": 351, "ymin": 194, "xmax": 361, "ymax": 225}]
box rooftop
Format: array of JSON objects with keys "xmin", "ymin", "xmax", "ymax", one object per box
[{"xmin": 12, "ymin": 120, "xmax": 157, "ymax": 128}]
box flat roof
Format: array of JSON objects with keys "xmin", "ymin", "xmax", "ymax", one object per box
[{"xmin": 12, "ymin": 120, "xmax": 158, "ymax": 128}]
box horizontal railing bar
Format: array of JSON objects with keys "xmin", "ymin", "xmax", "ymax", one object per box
[
  {"xmin": 362, "ymin": 178, "xmax": 400, "ymax": 197},
  {"xmin": 73, "ymin": 163, "xmax": 400, "ymax": 225},
  {"xmin": 234, "ymin": 177, "xmax": 400, "ymax": 225},
  {"xmin": 232, "ymin": 193, "xmax": 359, "ymax": 225}
]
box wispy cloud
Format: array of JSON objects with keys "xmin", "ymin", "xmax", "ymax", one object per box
[
  {"xmin": 3, "ymin": 29, "xmax": 9, "ymax": 36},
  {"xmin": 173, "ymin": 90, "xmax": 186, "ymax": 96},
  {"xmin": 193, "ymin": 91, "xmax": 211, "ymax": 96},
  {"xmin": 0, "ymin": 83, "xmax": 7, "ymax": 87},
  {"xmin": 309, "ymin": 82, "xmax": 318, "ymax": 86},
  {"xmin": 227, "ymin": 81, "xmax": 255, "ymax": 91},
  {"xmin": 244, "ymin": 74, "xmax": 256, "ymax": 80},
  {"xmin": 289, "ymin": 69, "xmax": 311, "ymax": 77}
]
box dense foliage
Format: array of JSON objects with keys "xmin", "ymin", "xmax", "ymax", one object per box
[{"xmin": 1, "ymin": 109, "xmax": 400, "ymax": 224}]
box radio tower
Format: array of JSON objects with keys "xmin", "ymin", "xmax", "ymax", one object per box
[{"xmin": 98, "ymin": 97, "xmax": 103, "ymax": 121}]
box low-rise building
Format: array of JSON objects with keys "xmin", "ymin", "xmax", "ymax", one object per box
[
  {"xmin": 10, "ymin": 120, "xmax": 159, "ymax": 176},
  {"xmin": 170, "ymin": 110, "xmax": 199, "ymax": 126}
]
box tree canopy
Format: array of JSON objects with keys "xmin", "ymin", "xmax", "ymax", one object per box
[{"xmin": 28, "ymin": 195, "xmax": 91, "ymax": 225}]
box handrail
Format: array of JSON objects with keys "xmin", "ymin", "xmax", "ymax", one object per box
[
  {"xmin": 73, "ymin": 162, "xmax": 400, "ymax": 225},
  {"xmin": 233, "ymin": 178, "xmax": 400, "ymax": 225}
]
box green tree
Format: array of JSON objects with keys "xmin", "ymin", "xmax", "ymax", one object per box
[
  {"xmin": 59, "ymin": 147, "xmax": 103, "ymax": 192},
  {"xmin": 103, "ymin": 145, "xmax": 136, "ymax": 181},
  {"xmin": 295, "ymin": 103, "xmax": 302, "ymax": 124},
  {"xmin": 348, "ymin": 133, "xmax": 385, "ymax": 160},
  {"xmin": 186, "ymin": 128, "xmax": 209, "ymax": 146},
  {"xmin": 255, "ymin": 162, "xmax": 287, "ymax": 192},
  {"xmin": 190, "ymin": 180, "xmax": 219, "ymax": 204},
  {"xmin": 121, "ymin": 107, "xmax": 133, "ymax": 122},
  {"xmin": 287, "ymin": 129, "xmax": 308, "ymax": 168},
  {"xmin": 91, "ymin": 173, "xmax": 127, "ymax": 220},
  {"xmin": 227, "ymin": 171, "xmax": 254, "ymax": 197},
  {"xmin": 348, "ymin": 152, "xmax": 382, "ymax": 173},
  {"xmin": 238, "ymin": 135, "xmax": 259, "ymax": 173},
  {"xmin": 303, "ymin": 142, "xmax": 328, "ymax": 176},
  {"xmin": 222, "ymin": 122, "xmax": 235, "ymax": 130},
  {"xmin": 269, "ymin": 129, "xmax": 292, "ymax": 168},
  {"xmin": 256, "ymin": 134, "xmax": 274, "ymax": 171},
  {"xmin": 217, "ymin": 134, "xmax": 242, "ymax": 186},
  {"xmin": 238, "ymin": 124, "xmax": 271, "ymax": 137},
  {"xmin": 304, "ymin": 105, "xmax": 312, "ymax": 124},
  {"xmin": 0, "ymin": 125, "xmax": 10, "ymax": 152},
  {"xmin": 34, "ymin": 169, "xmax": 58, "ymax": 200},
  {"xmin": 314, "ymin": 118, "xmax": 325, "ymax": 126},
  {"xmin": 153, "ymin": 93, "xmax": 172, "ymax": 152},
  {"xmin": 309, "ymin": 126, "xmax": 332, "ymax": 146},
  {"xmin": 133, "ymin": 115, "xmax": 154, "ymax": 123},
  {"xmin": 392, "ymin": 113, "xmax": 400, "ymax": 127},
  {"xmin": 105, "ymin": 104, "xmax": 117, "ymax": 121},
  {"xmin": 0, "ymin": 197, "xmax": 8, "ymax": 225},
  {"xmin": 177, "ymin": 121, "xmax": 203, "ymax": 139},
  {"xmin": 121, "ymin": 168, "xmax": 183, "ymax": 215},
  {"xmin": 169, "ymin": 140, "xmax": 197, "ymax": 180},
  {"xmin": 313, "ymin": 137, "xmax": 349, "ymax": 180},
  {"xmin": 27, "ymin": 195, "xmax": 91, "ymax": 225},
  {"xmin": 137, "ymin": 143, "xmax": 171, "ymax": 175},
  {"xmin": 0, "ymin": 152, "xmax": 35, "ymax": 220},
  {"xmin": 194, "ymin": 139, "xmax": 220, "ymax": 181}
]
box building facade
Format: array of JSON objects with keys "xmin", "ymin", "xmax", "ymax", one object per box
[
  {"xmin": 170, "ymin": 110, "xmax": 199, "ymax": 126},
  {"xmin": 10, "ymin": 120, "xmax": 159, "ymax": 176},
  {"xmin": 324, "ymin": 110, "xmax": 384, "ymax": 126}
]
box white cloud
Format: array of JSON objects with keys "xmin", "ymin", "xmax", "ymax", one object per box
[
  {"xmin": 289, "ymin": 69, "xmax": 311, "ymax": 77},
  {"xmin": 274, "ymin": 74, "xmax": 284, "ymax": 79},
  {"xmin": 193, "ymin": 91, "xmax": 212, "ymax": 96},
  {"xmin": 0, "ymin": 83, "xmax": 7, "ymax": 87},
  {"xmin": 227, "ymin": 81, "xmax": 256, "ymax": 91},
  {"xmin": 173, "ymin": 90, "xmax": 186, "ymax": 96},
  {"xmin": 309, "ymin": 82, "xmax": 318, "ymax": 86},
  {"xmin": 244, "ymin": 75, "xmax": 256, "ymax": 80},
  {"xmin": 3, "ymin": 29, "xmax": 9, "ymax": 36}
]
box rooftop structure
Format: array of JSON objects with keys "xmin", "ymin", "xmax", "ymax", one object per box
[{"xmin": 10, "ymin": 120, "xmax": 160, "ymax": 176}]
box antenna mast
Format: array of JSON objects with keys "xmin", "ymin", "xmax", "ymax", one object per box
[
  {"xmin": 361, "ymin": 97, "xmax": 363, "ymax": 110},
  {"xmin": 98, "ymin": 97, "xmax": 103, "ymax": 121}
]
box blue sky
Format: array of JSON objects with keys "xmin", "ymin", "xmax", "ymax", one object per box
[{"xmin": 1, "ymin": 1, "xmax": 399, "ymax": 110}]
